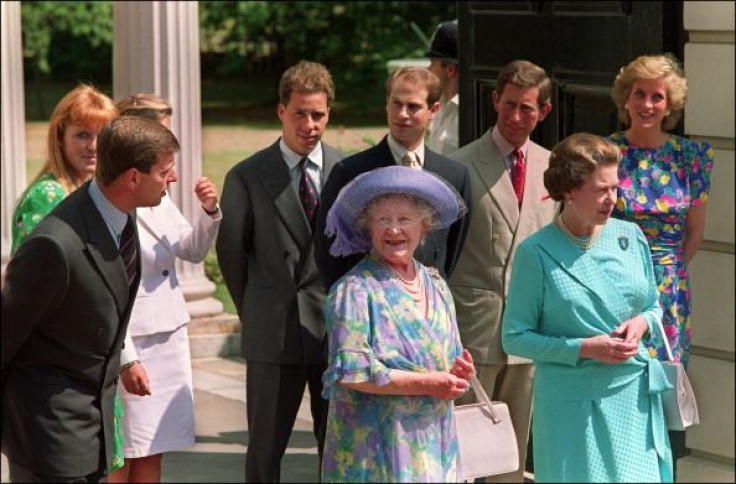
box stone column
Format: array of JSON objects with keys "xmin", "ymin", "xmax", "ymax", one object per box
[
  {"xmin": 1, "ymin": 1, "xmax": 27, "ymax": 274},
  {"xmin": 113, "ymin": 1, "xmax": 222, "ymax": 317}
]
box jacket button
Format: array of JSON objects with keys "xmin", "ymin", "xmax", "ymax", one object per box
[
  {"xmin": 162, "ymin": 270, "xmax": 169, "ymax": 276},
  {"xmin": 96, "ymin": 327, "xmax": 105, "ymax": 335}
]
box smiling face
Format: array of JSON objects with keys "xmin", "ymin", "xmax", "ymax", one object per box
[
  {"xmin": 492, "ymin": 84, "xmax": 551, "ymax": 148},
  {"xmin": 386, "ymin": 77, "xmax": 439, "ymax": 150},
  {"xmin": 278, "ymin": 91, "xmax": 329, "ymax": 156},
  {"xmin": 564, "ymin": 163, "xmax": 619, "ymax": 232},
  {"xmin": 368, "ymin": 195, "xmax": 428, "ymax": 270},
  {"xmin": 62, "ymin": 123, "xmax": 105, "ymax": 182},
  {"xmin": 626, "ymin": 77, "xmax": 669, "ymax": 133}
]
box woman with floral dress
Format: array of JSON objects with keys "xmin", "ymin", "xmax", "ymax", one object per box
[
  {"xmin": 321, "ymin": 165, "xmax": 474, "ymax": 482},
  {"xmin": 608, "ymin": 53, "xmax": 714, "ymax": 473}
]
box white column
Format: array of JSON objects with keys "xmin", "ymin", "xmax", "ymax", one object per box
[
  {"xmin": 1, "ymin": 1, "xmax": 27, "ymax": 274},
  {"xmin": 113, "ymin": 1, "xmax": 223, "ymax": 317}
]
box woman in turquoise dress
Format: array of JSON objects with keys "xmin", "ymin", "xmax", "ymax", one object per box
[
  {"xmin": 321, "ymin": 165, "xmax": 474, "ymax": 482},
  {"xmin": 10, "ymin": 84, "xmax": 127, "ymax": 473},
  {"xmin": 503, "ymin": 133, "xmax": 672, "ymax": 483},
  {"xmin": 609, "ymin": 54, "xmax": 714, "ymax": 469}
]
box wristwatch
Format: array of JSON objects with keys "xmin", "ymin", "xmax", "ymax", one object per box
[{"xmin": 203, "ymin": 203, "xmax": 220, "ymax": 215}]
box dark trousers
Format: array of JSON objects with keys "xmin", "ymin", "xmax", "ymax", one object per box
[
  {"xmin": 8, "ymin": 462, "xmax": 107, "ymax": 483},
  {"xmin": 245, "ymin": 360, "xmax": 328, "ymax": 483}
]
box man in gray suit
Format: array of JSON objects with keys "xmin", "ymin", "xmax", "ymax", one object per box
[
  {"xmin": 216, "ymin": 61, "xmax": 344, "ymax": 482},
  {"xmin": 2, "ymin": 116, "xmax": 179, "ymax": 482},
  {"xmin": 449, "ymin": 60, "xmax": 557, "ymax": 482}
]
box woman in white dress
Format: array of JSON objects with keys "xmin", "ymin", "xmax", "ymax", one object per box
[{"xmin": 108, "ymin": 94, "xmax": 222, "ymax": 483}]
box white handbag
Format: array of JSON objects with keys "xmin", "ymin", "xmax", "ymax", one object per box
[
  {"xmin": 655, "ymin": 319, "xmax": 700, "ymax": 431},
  {"xmin": 454, "ymin": 374, "xmax": 519, "ymax": 481}
]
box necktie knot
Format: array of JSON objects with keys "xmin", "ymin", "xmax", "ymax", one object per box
[
  {"xmin": 512, "ymin": 149, "xmax": 526, "ymax": 206},
  {"xmin": 401, "ymin": 152, "xmax": 420, "ymax": 169}
]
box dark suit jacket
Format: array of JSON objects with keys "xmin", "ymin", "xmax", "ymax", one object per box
[
  {"xmin": 216, "ymin": 140, "xmax": 344, "ymax": 365},
  {"xmin": 314, "ymin": 135, "xmax": 472, "ymax": 290},
  {"xmin": 1, "ymin": 182, "xmax": 140, "ymax": 477}
]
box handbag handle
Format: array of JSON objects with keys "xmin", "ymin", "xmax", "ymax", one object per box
[
  {"xmin": 653, "ymin": 318, "xmax": 675, "ymax": 363},
  {"xmin": 468, "ymin": 374, "xmax": 502, "ymax": 424}
]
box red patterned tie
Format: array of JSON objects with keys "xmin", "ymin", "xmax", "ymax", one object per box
[
  {"xmin": 512, "ymin": 148, "xmax": 525, "ymax": 205},
  {"xmin": 299, "ymin": 157, "xmax": 319, "ymax": 224}
]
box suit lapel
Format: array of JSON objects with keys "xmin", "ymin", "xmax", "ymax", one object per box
[
  {"xmin": 470, "ymin": 131, "xmax": 519, "ymax": 231},
  {"xmin": 259, "ymin": 142, "xmax": 311, "ymax": 248},
  {"xmin": 79, "ymin": 192, "xmax": 131, "ymax": 317}
]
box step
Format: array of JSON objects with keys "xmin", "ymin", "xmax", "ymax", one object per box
[
  {"xmin": 678, "ymin": 454, "xmax": 735, "ymax": 483},
  {"xmin": 188, "ymin": 313, "xmax": 240, "ymax": 334},
  {"xmin": 188, "ymin": 313, "xmax": 242, "ymax": 360}
]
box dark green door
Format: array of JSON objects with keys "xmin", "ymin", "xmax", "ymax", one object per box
[{"xmin": 458, "ymin": 1, "xmax": 685, "ymax": 149}]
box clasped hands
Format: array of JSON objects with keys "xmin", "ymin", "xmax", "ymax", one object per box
[
  {"xmin": 426, "ymin": 349, "xmax": 476, "ymax": 401},
  {"xmin": 580, "ymin": 316, "xmax": 649, "ymax": 364}
]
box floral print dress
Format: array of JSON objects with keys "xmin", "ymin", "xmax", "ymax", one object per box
[
  {"xmin": 321, "ymin": 254, "xmax": 463, "ymax": 482},
  {"xmin": 609, "ymin": 132, "xmax": 714, "ymax": 368}
]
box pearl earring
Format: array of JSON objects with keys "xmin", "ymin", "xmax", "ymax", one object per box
[
  {"xmin": 665, "ymin": 110, "xmax": 671, "ymax": 116},
  {"xmin": 624, "ymin": 103, "xmax": 629, "ymax": 110}
]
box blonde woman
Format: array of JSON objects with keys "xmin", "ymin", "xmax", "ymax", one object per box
[
  {"xmin": 608, "ymin": 54, "xmax": 714, "ymax": 475},
  {"xmin": 108, "ymin": 94, "xmax": 221, "ymax": 483}
]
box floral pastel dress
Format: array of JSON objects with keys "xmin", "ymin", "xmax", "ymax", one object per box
[
  {"xmin": 11, "ymin": 172, "xmax": 126, "ymax": 471},
  {"xmin": 609, "ymin": 132, "xmax": 714, "ymax": 368},
  {"xmin": 321, "ymin": 254, "xmax": 464, "ymax": 483}
]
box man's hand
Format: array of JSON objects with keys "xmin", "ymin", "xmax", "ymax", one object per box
[{"xmin": 121, "ymin": 361, "xmax": 151, "ymax": 396}]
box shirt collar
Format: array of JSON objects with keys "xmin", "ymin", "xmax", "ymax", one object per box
[
  {"xmin": 279, "ymin": 138, "xmax": 324, "ymax": 171},
  {"xmin": 88, "ymin": 178, "xmax": 130, "ymax": 243},
  {"xmin": 387, "ymin": 134, "xmax": 425, "ymax": 166},
  {"xmin": 491, "ymin": 125, "xmax": 530, "ymax": 161}
]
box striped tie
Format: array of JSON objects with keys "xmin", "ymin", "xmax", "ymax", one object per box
[{"xmin": 119, "ymin": 216, "xmax": 138, "ymax": 287}]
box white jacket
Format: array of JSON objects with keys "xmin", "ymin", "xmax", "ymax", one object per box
[{"xmin": 120, "ymin": 196, "xmax": 221, "ymax": 364}]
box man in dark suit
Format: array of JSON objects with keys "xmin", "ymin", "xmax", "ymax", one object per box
[
  {"xmin": 1, "ymin": 115, "xmax": 180, "ymax": 482},
  {"xmin": 216, "ymin": 61, "xmax": 344, "ymax": 482},
  {"xmin": 315, "ymin": 66, "xmax": 472, "ymax": 290}
]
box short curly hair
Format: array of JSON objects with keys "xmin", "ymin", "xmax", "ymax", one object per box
[
  {"xmin": 279, "ymin": 60, "xmax": 335, "ymax": 107},
  {"xmin": 611, "ymin": 53, "xmax": 687, "ymax": 131},
  {"xmin": 544, "ymin": 133, "xmax": 620, "ymax": 202}
]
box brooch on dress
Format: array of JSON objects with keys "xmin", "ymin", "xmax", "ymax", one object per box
[{"xmin": 618, "ymin": 234, "xmax": 629, "ymax": 251}]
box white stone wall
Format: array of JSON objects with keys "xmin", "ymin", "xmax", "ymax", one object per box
[{"xmin": 682, "ymin": 1, "xmax": 735, "ymax": 480}]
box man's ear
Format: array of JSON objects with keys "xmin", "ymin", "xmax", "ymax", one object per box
[
  {"xmin": 538, "ymin": 102, "xmax": 552, "ymax": 121},
  {"xmin": 123, "ymin": 168, "xmax": 138, "ymax": 190},
  {"xmin": 428, "ymin": 101, "xmax": 441, "ymax": 120},
  {"xmin": 491, "ymin": 90, "xmax": 500, "ymax": 113}
]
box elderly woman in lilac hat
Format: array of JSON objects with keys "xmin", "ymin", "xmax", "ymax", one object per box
[{"xmin": 321, "ymin": 165, "xmax": 475, "ymax": 482}]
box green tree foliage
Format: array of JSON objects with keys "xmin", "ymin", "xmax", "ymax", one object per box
[
  {"xmin": 199, "ymin": 1, "xmax": 456, "ymax": 89},
  {"xmin": 21, "ymin": 1, "xmax": 112, "ymax": 78}
]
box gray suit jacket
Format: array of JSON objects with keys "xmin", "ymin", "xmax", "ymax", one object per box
[
  {"xmin": 449, "ymin": 130, "xmax": 557, "ymax": 365},
  {"xmin": 1, "ymin": 182, "xmax": 140, "ymax": 476},
  {"xmin": 216, "ymin": 140, "xmax": 344, "ymax": 365}
]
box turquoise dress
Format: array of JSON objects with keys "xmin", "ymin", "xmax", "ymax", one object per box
[
  {"xmin": 502, "ymin": 218, "xmax": 672, "ymax": 483},
  {"xmin": 11, "ymin": 172, "xmax": 126, "ymax": 472},
  {"xmin": 609, "ymin": 132, "xmax": 714, "ymax": 369},
  {"xmin": 321, "ymin": 254, "xmax": 463, "ymax": 482}
]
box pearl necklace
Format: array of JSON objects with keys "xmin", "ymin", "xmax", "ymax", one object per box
[
  {"xmin": 371, "ymin": 252, "xmax": 425, "ymax": 302},
  {"xmin": 555, "ymin": 213, "xmax": 602, "ymax": 250}
]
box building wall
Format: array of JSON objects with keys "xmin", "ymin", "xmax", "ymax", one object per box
[{"xmin": 681, "ymin": 1, "xmax": 735, "ymax": 481}]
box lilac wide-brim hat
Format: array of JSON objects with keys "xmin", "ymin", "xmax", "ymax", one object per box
[{"xmin": 325, "ymin": 165, "xmax": 467, "ymax": 257}]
